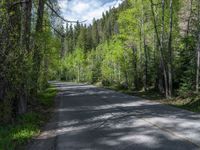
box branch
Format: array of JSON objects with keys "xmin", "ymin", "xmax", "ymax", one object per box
[
  {"xmin": 45, "ymin": 1, "xmax": 87, "ymax": 23},
  {"xmin": 47, "ymin": 24, "xmax": 65, "ymax": 38},
  {"xmin": 10, "ymin": 0, "xmax": 30, "ymax": 8}
]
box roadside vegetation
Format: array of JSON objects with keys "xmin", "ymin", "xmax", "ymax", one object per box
[
  {"xmin": 163, "ymin": 95, "xmax": 200, "ymax": 112},
  {"xmin": 0, "ymin": 86, "xmax": 57, "ymax": 150},
  {"xmin": 102, "ymin": 84, "xmax": 200, "ymax": 112}
]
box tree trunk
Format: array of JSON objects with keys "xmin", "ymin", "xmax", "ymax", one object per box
[
  {"xmin": 132, "ymin": 46, "xmax": 138, "ymax": 90},
  {"xmin": 168, "ymin": 0, "xmax": 173, "ymax": 98},
  {"xmin": 158, "ymin": 61, "xmax": 165, "ymax": 93},
  {"xmin": 150, "ymin": 0, "xmax": 169, "ymax": 98},
  {"xmin": 144, "ymin": 40, "xmax": 148, "ymax": 91},
  {"xmin": 142, "ymin": 0, "xmax": 147, "ymax": 91},
  {"xmin": 61, "ymin": 35, "xmax": 65, "ymax": 58},
  {"xmin": 36, "ymin": 0, "xmax": 45, "ymax": 32},
  {"xmin": 196, "ymin": 1, "xmax": 200, "ymax": 92},
  {"xmin": 32, "ymin": 0, "xmax": 46, "ymax": 94},
  {"xmin": 20, "ymin": 0, "xmax": 32, "ymax": 51},
  {"xmin": 196, "ymin": 36, "xmax": 200, "ymax": 92},
  {"xmin": 78, "ymin": 65, "xmax": 80, "ymax": 82},
  {"xmin": 123, "ymin": 50, "xmax": 129, "ymax": 86},
  {"xmin": 18, "ymin": 0, "xmax": 32, "ymax": 114},
  {"xmin": 186, "ymin": 0, "xmax": 193, "ymax": 38},
  {"xmin": 160, "ymin": 0, "xmax": 169, "ymax": 98}
]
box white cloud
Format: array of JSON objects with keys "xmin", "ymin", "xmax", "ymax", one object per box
[
  {"xmin": 58, "ymin": 0, "xmax": 122, "ymax": 25},
  {"xmin": 72, "ymin": 2, "xmax": 90, "ymax": 13}
]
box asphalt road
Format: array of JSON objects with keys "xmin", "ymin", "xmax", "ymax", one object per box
[{"xmin": 27, "ymin": 82, "xmax": 200, "ymax": 150}]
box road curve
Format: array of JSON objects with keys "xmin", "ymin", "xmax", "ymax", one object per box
[{"xmin": 27, "ymin": 82, "xmax": 200, "ymax": 150}]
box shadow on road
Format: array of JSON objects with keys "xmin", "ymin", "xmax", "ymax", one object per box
[{"xmin": 27, "ymin": 82, "xmax": 200, "ymax": 150}]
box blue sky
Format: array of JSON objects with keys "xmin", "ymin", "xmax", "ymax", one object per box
[{"xmin": 58, "ymin": 0, "xmax": 122, "ymax": 25}]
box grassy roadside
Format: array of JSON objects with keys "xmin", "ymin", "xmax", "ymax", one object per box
[
  {"xmin": 130, "ymin": 90, "xmax": 200, "ymax": 112},
  {"xmin": 100, "ymin": 84, "xmax": 200, "ymax": 113},
  {"xmin": 0, "ymin": 86, "xmax": 57, "ymax": 150}
]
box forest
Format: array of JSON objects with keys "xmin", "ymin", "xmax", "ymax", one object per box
[
  {"xmin": 0, "ymin": 0, "xmax": 200, "ymax": 149},
  {"xmin": 61, "ymin": 0, "xmax": 200, "ymax": 99}
]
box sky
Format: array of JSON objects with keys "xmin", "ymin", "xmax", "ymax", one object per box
[{"xmin": 58, "ymin": 0, "xmax": 122, "ymax": 25}]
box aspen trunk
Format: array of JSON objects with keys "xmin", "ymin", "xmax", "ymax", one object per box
[
  {"xmin": 142, "ymin": 0, "xmax": 147, "ymax": 91},
  {"xmin": 150, "ymin": 0, "xmax": 169, "ymax": 98}
]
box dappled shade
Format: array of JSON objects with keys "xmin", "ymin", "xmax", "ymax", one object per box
[{"xmin": 27, "ymin": 82, "xmax": 200, "ymax": 150}]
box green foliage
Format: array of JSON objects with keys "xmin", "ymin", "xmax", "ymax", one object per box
[
  {"xmin": 100, "ymin": 39, "xmax": 133, "ymax": 84},
  {"xmin": 178, "ymin": 97, "xmax": 200, "ymax": 112},
  {"xmin": 37, "ymin": 86, "xmax": 57, "ymax": 107},
  {"xmin": 60, "ymin": 0, "xmax": 200, "ymax": 99},
  {"xmin": 62, "ymin": 48, "xmax": 86, "ymax": 82},
  {"xmin": 0, "ymin": 86, "xmax": 57, "ymax": 150},
  {"xmin": 63, "ymin": 35, "xmax": 134, "ymax": 86},
  {"xmin": 0, "ymin": 0, "xmax": 61, "ymax": 123},
  {"xmin": 0, "ymin": 112, "xmax": 40, "ymax": 150}
]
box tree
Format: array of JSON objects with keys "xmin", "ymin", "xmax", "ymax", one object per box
[
  {"xmin": 18, "ymin": 0, "xmax": 33, "ymax": 114},
  {"xmin": 32, "ymin": 0, "xmax": 46, "ymax": 94},
  {"xmin": 0, "ymin": 0, "xmax": 63, "ymax": 123},
  {"xmin": 92, "ymin": 19, "xmax": 100, "ymax": 48},
  {"xmin": 168, "ymin": 0, "xmax": 173, "ymax": 97},
  {"xmin": 196, "ymin": 0, "xmax": 200, "ymax": 92}
]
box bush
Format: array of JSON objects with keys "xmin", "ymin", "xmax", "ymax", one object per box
[
  {"xmin": 102, "ymin": 80, "xmax": 111, "ymax": 86},
  {"xmin": 0, "ymin": 99, "xmax": 13, "ymax": 124},
  {"xmin": 117, "ymin": 82, "xmax": 129, "ymax": 90},
  {"xmin": 0, "ymin": 112, "xmax": 40, "ymax": 150},
  {"xmin": 178, "ymin": 82, "xmax": 194, "ymax": 98},
  {"xmin": 0, "ymin": 86, "xmax": 57, "ymax": 149}
]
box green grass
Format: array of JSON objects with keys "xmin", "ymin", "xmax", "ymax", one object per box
[
  {"xmin": 168, "ymin": 95, "xmax": 200, "ymax": 112},
  {"xmin": 130, "ymin": 90, "xmax": 200, "ymax": 112},
  {"xmin": 102, "ymin": 84, "xmax": 163, "ymax": 100},
  {"xmin": 0, "ymin": 112, "xmax": 41, "ymax": 150},
  {"xmin": 0, "ymin": 86, "xmax": 57, "ymax": 150},
  {"xmin": 37, "ymin": 86, "xmax": 58, "ymax": 107}
]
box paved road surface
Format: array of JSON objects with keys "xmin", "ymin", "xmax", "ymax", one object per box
[{"xmin": 27, "ymin": 82, "xmax": 200, "ymax": 150}]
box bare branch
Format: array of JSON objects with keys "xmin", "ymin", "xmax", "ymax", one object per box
[
  {"xmin": 47, "ymin": 24, "xmax": 65, "ymax": 37},
  {"xmin": 45, "ymin": 1, "xmax": 87, "ymax": 23},
  {"xmin": 10, "ymin": 0, "xmax": 30, "ymax": 8}
]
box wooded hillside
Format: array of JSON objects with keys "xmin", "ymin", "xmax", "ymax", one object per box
[{"xmin": 61, "ymin": 0, "xmax": 200, "ymax": 99}]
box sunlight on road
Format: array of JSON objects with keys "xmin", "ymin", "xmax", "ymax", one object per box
[{"xmin": 28, "ymin": 82, "xmax": 200, "ymax": 150}]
